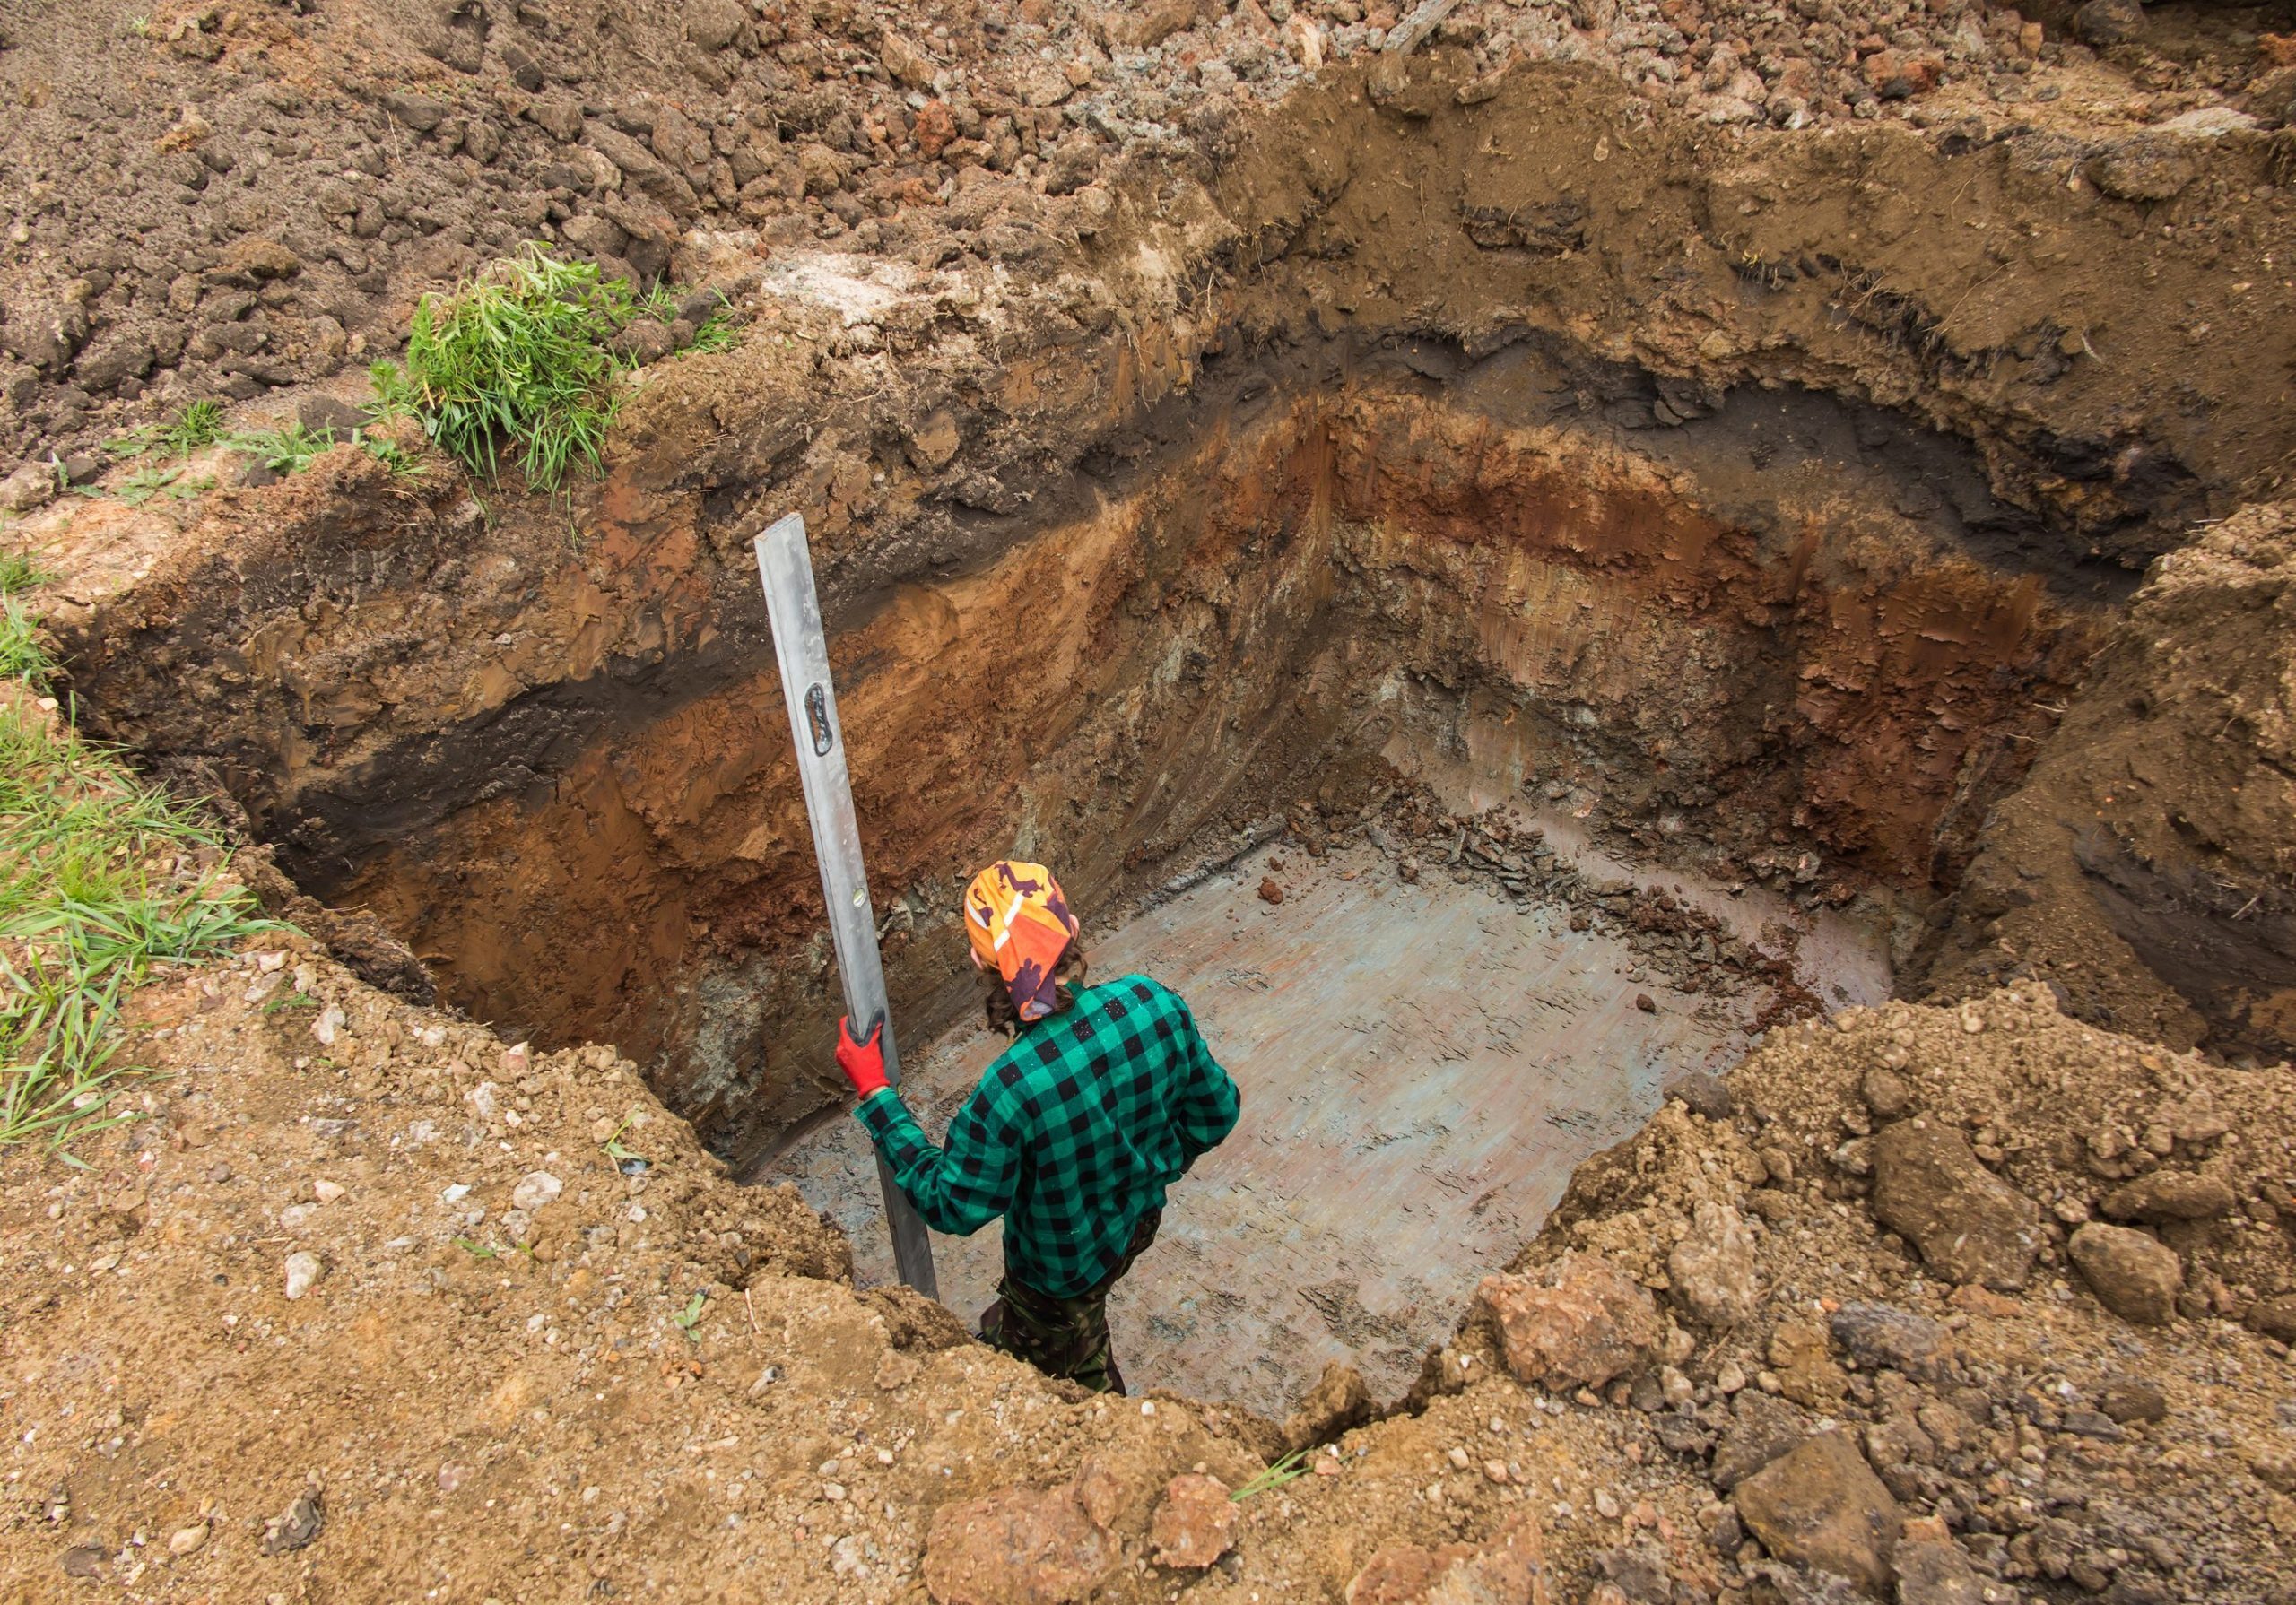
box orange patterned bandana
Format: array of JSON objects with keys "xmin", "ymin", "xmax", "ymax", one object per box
[{"xmin": 963, "ymin": 861, "xmax": 1081, "ymax": 1023}]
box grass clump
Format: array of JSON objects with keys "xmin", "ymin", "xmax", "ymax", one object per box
[
  {"xmin": 77, "ymin": 464, "xmax": 211, "ymax": 508},
  {"xmin": 0, "ymin": 585, "xmax": 274, "ymax": 1157},
  {"xmin": 104, "ymin": 400, "xmax": 228, "ymax": 463},
  {"xmin": 370, "ymin": 242, "xmax": 635, "ymax": 492},
  {"xmin": 227, "ymin": 421, "xmax": 338, "ymax": 478},
  {"xmin": 228, "ymin": 421, "xmax": 425, "ymax": 481},
  {"xmin": 0, "ymin": 555, "xmax": 48, "ymax": 596}
]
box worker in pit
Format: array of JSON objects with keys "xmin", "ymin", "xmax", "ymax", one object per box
[{"xmin": 832, "ymin": 860, "xmax": 1240, "ymax": 1394}]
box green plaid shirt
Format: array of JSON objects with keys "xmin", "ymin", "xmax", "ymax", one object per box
[{"xmin": 856, "ymin": 975, "xmax": 1239, "ymax": 1297}]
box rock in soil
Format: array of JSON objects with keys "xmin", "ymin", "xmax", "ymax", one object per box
[
  {"xmin": 1667, "ymin": 1200, "xmax": 1760, "ymax": 1329},
  {"xmin": 1827, "ymin": 1302, "xmax": 1955, "ymax": 1385},
  {"xmin": 1710, "ymin": 1390, "xmax": 1811, "ymax": 1493},
  {"xmin": 1148, "ymin": 1473, "xmax": 1235, "ymax": 1568},
  {"xmin": 1474, "ymin": 1252, "xmax": 1662, "ymax": 1392},
  {"xmin": 1730, "ymin": 1429, "xmax": 1900, "ymax": 1597},
  {"xmin": 2100, "ymin": 1171, "xmax": 2236, "ymax": 1223},
  {"xmin": 1283, "ymin": 1358, "xmax": 1374, "ymax": 1452},
  {"xmin": 262, "ymin": 1487, "xmax": 324, "ymax": 1555},
  {"xmin": 921, "ymin": 1484, "xmax": 1114, "ymax": 1605},
  {"xmin": 1344, "ymin": 1510, "xmax": 1552, "ymax": 1605},
  {"xmin": 1869, "ymin": 1120, "xmax": 2042, "ymax": 1290},
  {"xmin": 2068, "ymin": 1222, "xmax": 2184, "ymax": 1325},
  {"xmin": 1892, "ymin": 1538, "xmax": 1987, "ymax": 1605}
]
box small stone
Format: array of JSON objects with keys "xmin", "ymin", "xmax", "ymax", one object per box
[
  {"xmin": 2097, "ymin": 1378, "xmax": 2168, "ymax": 1425},
  {"xmin": 906, "ymin": 409, "xmax": 962, "ymax": 472},
  {"xmin": 511, "ymin": 1171, "xmax": 564, "ymax": 1212},
  {"xmin": 1710, "ymin": 1390, "xmax": 1808, "ymax": 1492},
  {"xmin": 1148, "ymin": 1474, "xmax": 1235, "ymax": 1568},
  {"xmin": 1344, "ymin": 1511, "xmax": 1549, "ymax": 1605},
  {"xmin": 1767, "ymin": 1322, "xmax": 1848, "ymax": 1410},
  {"xmin": 2067, "ymin": 1223, "xmax": 2182, "ymax": 1324},
  {"xmin": 0, "ymin": 461, "xmax": 57, "ymax": 514},
  {"xmin": 2100, "ymin": 1172, "xmax": 2235, "ymax": 1223},
  {"xmin": 2072, "ymin": 0, "xmax": 2144, "ymax": 46},
  {"xmin": 1668, "ymin": 1201, "xmax": 1760, "ymax": 1328},
  {"xmin": 1860, "ymin": 48, "xmax": 1943, "ymax": 98},
  {"xmin": 1715, "ymin": 1359, "xmax": 1747, "ymax": 1394},
  {"xmin": 1731, "ymin": 1429, "xmax": 1900, "ymax": 1595},
  {"xmin": 921, "ymin": 1485, "xmax": 1115, "ymax": 1605},
  {"xmin": 312, "ymin": 1179, "xmax": 346, "ymax": 1204},
  {"xmin": 2248, "ymin": 1294, "xmax": 2296, "ymax": 1343},
  {"xmin": 1634, "ymin": 992, "xmax": 1657, "ymax": 1014},
  {"xmin": 262, "ymin": 1487, "xmax": 324, "ymax": 1554},
  {"xmin": 1257, "ymin": 877, "xmax": 1285, "ymax": 906},
  {"xmin": 1871, "ymin": 1121, "xmax": 2043, "ymax": 1289},
  {"xmin": 283, "ymin": 1251, "xmax": 326, "ymax": 1301},
  {"xmin": 822, "ymin": 1482, "xmax": 847, "ymax": 1502},
  {"xmin": 2087, "ymin": 138, "xmax": 2196, "ymax": 202},
  {"xmin": 2254, "ymin": 1452, "xmax": 2296, "ymax": 1495},
  {"xmin": 168, "ymin": 1522, "xmax": 209, "ymax": 1556},
  {"xmin": 1829, "ymin": 1302, "xmax": 1954, "ymax": 1384},
  {"xmin": 1446, "ymin": 1446, "xmax": 1471, "ymax": 1471},
  {"xmin": 1895, "ymin": 1537, "xmax": 1986, "ymax": 1605},
  {"xmin": 1474, "ymin": 1253, "xmax": 1663, "ymax": 1392},
  {"xmin": 1860, "ymin": 1066, "xmax": 1913, "ymax": 1120}
]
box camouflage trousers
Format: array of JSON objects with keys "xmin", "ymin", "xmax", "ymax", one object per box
[{"xmin": 979, "ymin": 1210, "xmax": 1161, "ymax": 1395}]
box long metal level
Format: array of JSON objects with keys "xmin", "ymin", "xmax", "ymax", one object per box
[{"xmin": 752, "ymin": 513, "xmax": 939, "ymax": 1297}]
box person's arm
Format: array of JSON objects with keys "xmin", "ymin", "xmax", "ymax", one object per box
[
  {"xmin": 836, "ymin": 1016, "xmax": 1021, "ymax": 1235},
  {"xmin": 1170, "ymin": 999, "xmax": 1239, "ymax": 1169},
  {"xmin": 854, "ymin": 1081, "xmax": 1022, "ymax": 1237}
]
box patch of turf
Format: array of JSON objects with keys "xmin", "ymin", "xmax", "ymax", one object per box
[
  {"xmin": 370, "ymin": 242, "xmax": 637, "ymax": 492},
  {"xmin": 0, "ymin": 600, "xmax": 274, "ymax": 1156}
]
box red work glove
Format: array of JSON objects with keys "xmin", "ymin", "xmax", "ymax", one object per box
[{"xmin": 836, "ymin": 1016, "xmax": 890, "ymax": 1101}]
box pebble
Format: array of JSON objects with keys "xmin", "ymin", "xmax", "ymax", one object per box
[
  {"xmin": 1716, "ymin": 1359, "xmax": 1748, "ymax": 1393},
  {"xmin": 312, "ymin": 1179, "xmax": 346, "ymax": 1204},
  {"xmin": 283, "ymin": 1251, "xmax": 325, "ymax": 1300},
  {"xmin": 1447, "ymin": 1445, "xmax": 1471, "ymax": 1470},
  {"xmin": 510, "ymin": 1170, "xmax": 563, "ymax": 1212},
  {"xmin": 168, "ymin": 1522, "xmax": 209, "ymax": 1556},
  {"xmin": 822, "ymin": 1482, "xmax": 848, "ymax": 1502}
]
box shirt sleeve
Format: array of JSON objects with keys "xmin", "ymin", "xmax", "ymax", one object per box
[
  {"xmin": 853, "ymin": 1081, "xmax": 1021, "ymax": 1237},
  {"xmin": 1170, "ymin": 1001, "xmax": 1240, "ymax": 1169}
]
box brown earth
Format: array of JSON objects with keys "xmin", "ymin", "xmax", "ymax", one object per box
[{"xmin": 5, "ymin": 4, "xmax": 2296, "ymax": 1605}]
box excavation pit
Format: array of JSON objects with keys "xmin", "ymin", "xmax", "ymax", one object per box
[
  {"xmin": 63, "ymin": 333, "xmax": 2124, "ymax": 1415},
  {"xmin": 773, "ymin": 824, "xmax": 1888, "ymax": 1415},
  {"xmin": 275, "ymin": 364, "xmax": 2101, "ymax": 1167}
]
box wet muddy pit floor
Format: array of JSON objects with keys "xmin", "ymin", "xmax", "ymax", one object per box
[{"xmin": 767, "ymin": 819, "xmax": 1888, "ymax": 1418}]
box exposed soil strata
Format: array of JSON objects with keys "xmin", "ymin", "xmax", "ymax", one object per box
[
  {"xmin": 53, "ymin": 47, "xmax": 2296, "ymax": 1145},
  {"xmin": 57, "ymin": 368, "xmax": 2106, "ymax": 1162}
]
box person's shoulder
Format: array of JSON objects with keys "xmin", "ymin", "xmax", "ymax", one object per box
[{"xmin": 1092, "ymin": 974, "xmax": 1190, "ymax": 1020}]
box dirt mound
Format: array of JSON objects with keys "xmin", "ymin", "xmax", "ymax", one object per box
[
  {"xmin": 3, "ymin": 0, "xmax": 2288, "ymax": 472},
  {"xmin": 1918, "ymin": 501, "xmax": 2296, "ymax": 1063}
]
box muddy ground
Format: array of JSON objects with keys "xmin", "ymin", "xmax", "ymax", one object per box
[{"xmin": 5, "ymin": 0, "xmax": 2296, "ymax": 1601}]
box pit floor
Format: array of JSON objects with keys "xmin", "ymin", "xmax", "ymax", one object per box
[{"xmin": 770, "ymin": 822, "xmax": 1888, "ymax": 1418}]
